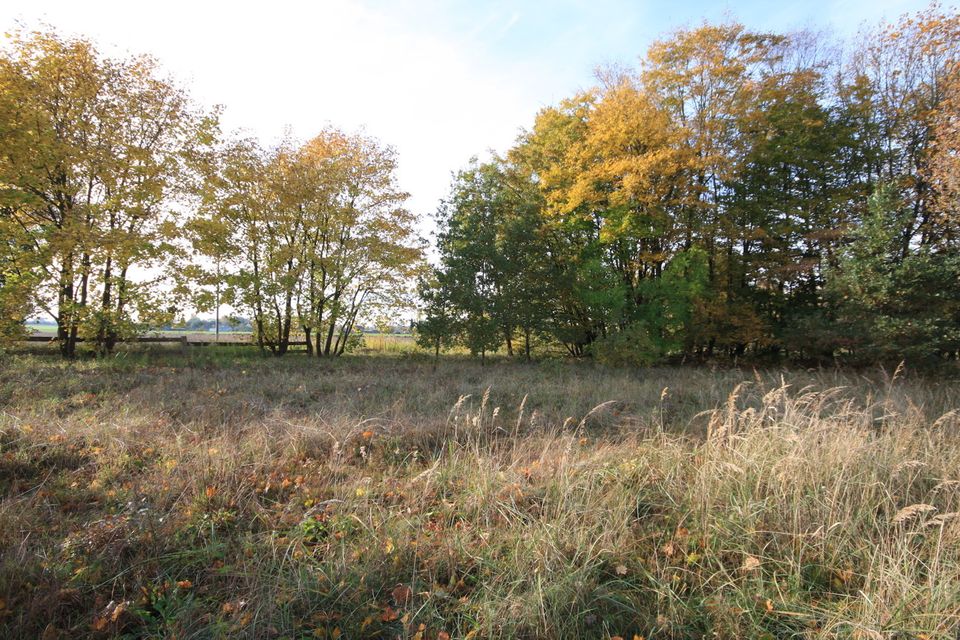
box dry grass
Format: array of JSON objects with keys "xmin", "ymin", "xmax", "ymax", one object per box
[{"xmin": 0, "ymin": 350, "xmax": 958, "ymax": 639}]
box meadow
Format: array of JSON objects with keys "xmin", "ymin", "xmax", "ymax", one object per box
[{"xmin": 0, "ymin": 349, "xmax": 958, "ymax": 639}]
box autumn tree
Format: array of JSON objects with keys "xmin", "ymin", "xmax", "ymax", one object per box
[
  {"xmin": 844, "ymin": 7, "xmax": 960, "ymax": 251},
  {"xmin": 192, "ymin": 130, "xmax": 423, "ymax": 356},
  {"xmin": 510, "ymin": 93, "xmax": 624, "ymax": 355},
  {"xmin": 0, "ymin": 29, "xmax": 212, "ymax": 356},
  {"xmin": 930, "ymin": 62, "xmax": 960, "ymax": 243},
  {"xmin": 296, "ymin": 129, "xmax": 422, "ymax": 357},
  {"xmin": 431, "ymin": 7, "xmax": 960, "ymax": 367}
]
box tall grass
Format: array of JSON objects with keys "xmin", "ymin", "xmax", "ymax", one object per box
[
  {"xmin": 0, "ymin": 353, "xmax": 957, "ymax": 638},
  {"xmin": 360, "ymin": 333, "xmax": 420, "ymax": 355}
]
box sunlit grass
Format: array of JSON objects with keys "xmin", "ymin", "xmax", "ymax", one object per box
[{"xmin": 0, "ymin": 352, "xmax": 957, "ymax": 638}]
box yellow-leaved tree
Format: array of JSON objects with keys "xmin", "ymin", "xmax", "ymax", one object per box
[
  {"xmin": 0, "ymin": 29, "xmax": 215, "ymax": 356},
  {"xmin": 191, "ymin": 129, "xmax": 423, "ymax": 356}
]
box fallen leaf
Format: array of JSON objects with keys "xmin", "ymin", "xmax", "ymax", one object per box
[
  {"xmin": 176, "ymin": 580, "xmax": 193, "ymax": 589},
  {"xmin": 741, "ymin": 555, "xmax": 761, "ymax": 572},
  {"xmin": 391, "ymin": 583, "xmax": 412, "ymax": 605},
  {"xmin": 110, "ymin": 601, "xmax": 128, "ymax": 622},
  {"xmin": 381, "ymin": 606, "xmax": 399, "ymax": 622}
]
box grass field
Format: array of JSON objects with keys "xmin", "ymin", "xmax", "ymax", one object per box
[{"xmin": 0, "ymin": 350, "xmax": 958, "ymax": 639}]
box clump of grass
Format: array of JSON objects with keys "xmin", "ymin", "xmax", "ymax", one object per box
[{"xmin": 0, "ymin": 353, "xmax": 957, "ymax": 638}]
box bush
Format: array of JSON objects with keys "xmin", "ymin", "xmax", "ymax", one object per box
[{"xmin": 590, "ymin": 321, "xmax": 661, "ymax": 366}]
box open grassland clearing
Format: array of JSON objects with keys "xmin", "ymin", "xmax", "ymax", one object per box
[{"xmin": 0, "ymin": 352, "xmax": 958, "ymax": 639}]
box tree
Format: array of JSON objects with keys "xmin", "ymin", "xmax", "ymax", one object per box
[
  {"xmin": 510, "ymin": 93, "xmax": 619, "ymax": 355},
  {"xmin": 844, "ymin": 7, "xmax": 960, "ymax": 252},
  {"xmin": 296, "ymin": 129, "xmax": 422, "ymax": 357},
  {"xmin": 0, "ymin": 29, "xmax": 212, "ymax": 356},
  {"xmin": 426, "ymin": 157, "xmax": 555, "ymax": 362},
  {"xmin": 429, "ymin": 8, "xmax": 960, "ymax": 366},
  {"xmin": 827, "ymin": 184, "xmax": 960, "ymax": 363},
  {"xmin": 431, "ymin": 160, "xmax": 506, "ymax": 362},
  {"xmin": 0, "ymin": 210, "xmax": 37, "ymax": 344},
  {"xmin": 192, "ymin": 130, "xmax": 423, "ymax": 356},
  {"xmin": 415, "ymin": 274, "xmax": 456, "ymax": 364},
  {"xmin": 930, "ymin": 64, "xmax": 960, "ymax": 244}
]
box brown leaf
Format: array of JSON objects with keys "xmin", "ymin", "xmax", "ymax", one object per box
[
  {"xmin": 391, "ymin": 583, "xmax": 412, "ymax": 605},
  {"xmin": 381, "ymin": 606, "xmax": 399, "ymax": 622},
  {"xmin": 110, "ymin": 601, "xmax": 128, "ymax": 622}
]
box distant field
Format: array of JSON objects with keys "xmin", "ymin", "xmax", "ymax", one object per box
[
  {"xmin": 23, "ymin": 324, "xmax": 420, "ymax": 352},
  {"xmin": 0, "ymin": 352, "xmax": 958, "ymax": 638}
]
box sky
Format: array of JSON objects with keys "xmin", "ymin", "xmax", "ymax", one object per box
[{"xmin": 0, "ymin": 0, "xmax": 937, "ymax": 236}]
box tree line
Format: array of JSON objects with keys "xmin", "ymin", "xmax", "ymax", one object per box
[
  {"xmin": 0, "ymin": 29, "xmax": 423, "ymax": 357},
  {"xmin": 418, "ymin": 7, "xmax": 960, "ymax": 366}
]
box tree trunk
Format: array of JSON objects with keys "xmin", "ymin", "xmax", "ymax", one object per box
[
  {"xmin": 57, "ymin": 257, "xmax": 75, "ymax": 358},
  {"xmin": 97, "ymin": 255, "xmax": 113, "ymax": 354},
  {"xmin": 323, "ymin": 290, "xmax": 341, "ymax": 356}
]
